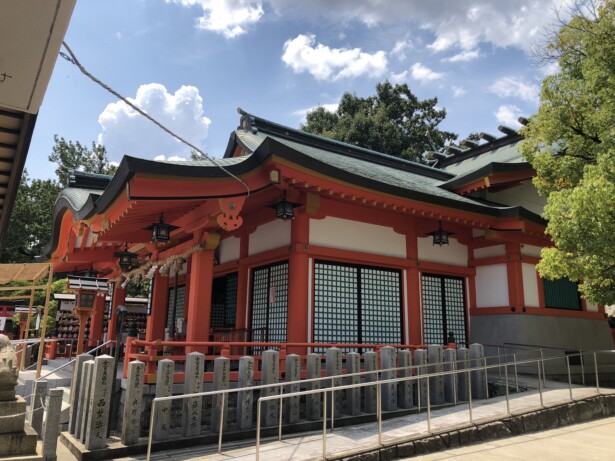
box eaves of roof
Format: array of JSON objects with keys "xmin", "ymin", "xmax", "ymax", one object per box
[{"xmin": 440, "ymin": 161, "xmax": 533, "ymax": 191}]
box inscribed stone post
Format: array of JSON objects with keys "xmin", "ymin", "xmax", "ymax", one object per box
[
  {"xmin": 182, "ymin": 352, "xmax": 204, "ymax": 437},
  {"xmin": 284, "ymin": 354, "xmax": 300, "ymax": 424},
  {"xmin": 77, "ymin": 361, "xmax": 94, "ymax": 442},
  {"xmin": 363, "ymin": 351, "xmax": 377, "ymax": 413},
  {"xmin": 470, "ymin": 344, "xmax": 488, "ymax": 399},
  {"xmin": 237, "ymin": 356, "xmax": 254, "ymax": 430},
  {"xmin": 30, "ymin": 379, "xmax": 47, "ymax": 436},
  {"xmin": 413, "ymin": 350, "xmax": 428, "ymax": 409},
  {"xmin": 325, "ymin": 347, "xmax": 342, "ymax": 417},
  {"xmin": 380, "ymin": 346, "xmax": 397, "ymax": 411},
  {"xmin": 428, "ymin": 345, "xmax": 445, "ymax": 405},
  {"xmin": 211, "ymin": 356, "xmax": 230, "ymax": 432},
  {"xmin": 305, "ymin": 353, "xmax": 321, "ymax": 421},
  {"xmin": 398, "ymin": 350, "xmax": 413, "ymax": 409},
  {"xmin": 152, "ymin": 359, "xmax": 174, "ymax": 441},
  {"xmin": 456, "ymin": 347, "xmax": 469, "ymax": 401},
  {"xmin": 260, "ymin": 350, "xmax": 279, "ymax": 427},
  {"xmin": 443, "ymin": 348, "xmax": 457, "ymax": 404},
  {"xmin": 69, "ymin": 354, "xmax": 93, "ymax": 434},
  {"xmin": 41, "ymin": 388, "xmax": 64, "ymax": 460},
  {"xmin": 121, "ymin": 360, "xmax": 145, "ymax": 445},
  {"xmin": 84, "ymin": 355, "xmax": 115, "ymax": 450},
  {"xmin": 345, "ymin": 352, "xmax": 360, "ymax": 416}
]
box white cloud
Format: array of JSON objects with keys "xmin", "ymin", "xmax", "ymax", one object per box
[
  {"xmin": 442, "ymin": 49, "xmax": 481, "ymax": 63},
  {"xmin": 410, "ymin": 63, "xmax": 443, "ymax": 83},
  {"xmin": 494, "ymin": 104, "xmax": 524, "ymax": 127},
  {"xmin": 281, "ymin": 34, "xmax": 388, "ymax": 81},
  {"xmin": 98, "ymin": 83, "xmax": 211, "ymax": 161},
  {"xmin": 154, "ymin": 154, "xmax": 189, "ymax": 162},
  {"xmin": 489, "ymin": 76, "xmax": 540, "ymax": 103},
  {"xmin": 167, "ymin": 0, "xmax": 263, "ymax": 38},
  {"xmin": 390, "ymin": 39, "xmax": 413, "ymax": 61},
  {"xmin": 390, "ymin": 70, "xmax": 409, "ymax": 84},
  {"xmin": 452, "ymin": 86, "xmax": 466, "ymax": 98},
  {"xmin": 170, "ymin": 1, "xmax": 571, "ymax": 52},
  {"xmin": 539, "ymin": 61, "xmax": 560, "ymax": 76},
  {"xmin": 292, "ymin": 103, "xmax": 339, "ymax": 121}
]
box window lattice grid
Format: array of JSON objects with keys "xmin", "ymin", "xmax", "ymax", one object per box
[
  {"xmin": 361, "ymin": 268, "xmax": 402, "ymax": 345},
  {"xmin": 422, "ymin": 275, "xmax": 445, "ymax": 345},
  {"xmin": 267, "ymin": 264, "xmax": 288, "ymax": 343},
  {"xmin": 314, "ymin": 263, "xmax": 358, "ymax": 352},
  {"xmin": 224, "ymin": 272, "xmax": 238, "ymax": 326},
  {"xmin": 210, "ymin": 272, "xmax": 239, "ymax": 329},
  {"xmin": 166, "ymin": 285, "xmax": 186, "ymax": 332},
  {"xmin": 443, "ymin": 277, "xmax": 467, "ymax": 347},
  {"xmin": 250, "ymin": 267, "xmax": 270, "ymax": 343}
]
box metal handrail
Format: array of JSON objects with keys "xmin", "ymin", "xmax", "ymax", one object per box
[
  {"xmin": 145, "ymin": 349, "xmax": 615, "ymax": 461},
  {"xmin": 34, "ymin": 339, "xmax": 115, "ymax": 382}
]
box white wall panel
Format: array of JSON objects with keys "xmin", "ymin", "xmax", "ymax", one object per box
[
  {"xmin": 521, "ymin": 244, "xmax": 542, "ymax": 258},
  {"xmin": 248, "ymin": 219, "xmax": 291, "ymax": 256},
  {"xmin": 418, "ymin": 237, "xmax": 468, "ymax": 266},
  {"xmin": 309, "ymin": 217, "xmax": 405, "ymax": 258},
  {"xmin": 476, "ymin": 264, "xmax": 509, "ymax": 307},
  {"xmin": 473, "ymin": 244, "xmax": 506, "ymax": 259},
  {"xmin": 522, "ymin": 263, "xmax": 540, "ymax": 308},
  {"xmin": 218, "ymin": 236, "xmax": 240, "ymax": 264}
]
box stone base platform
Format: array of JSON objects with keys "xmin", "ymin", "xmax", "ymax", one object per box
[
  {"xmin": 0, "ymin": 396, "xmax": 27, "ymax": 434},
  {"xmin": 0, "ymin": 424, "xmax": 42, "ymax": 459}
]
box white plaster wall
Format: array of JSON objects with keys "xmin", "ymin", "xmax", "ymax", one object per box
[
  {"xmin": 218, "ymin": 236, "xmax": 240, "ymax": 264},
  {"xmin": 418, "ymin": 237, "xmax": 468, "ymax": 266},
  {"xmin": 521, "ymin": 244, "xmax": 542, "ymax": 258},
  {"xmin": 473, "ymin": 244, "xmax": 506, "ymax": 259},
  {"xmin": 309, "ymin": 217, "xmax": 406, "ymax": 258},
  {"xmin": 485, "ymin": 181, "xmax": 547, "ymax": 216},
  {"xmin": 522, "ymin": 263, "xmax": 540, "ymax": 308},
  {"xmin": 586, "ymin": 302, "xmax": 599, "ymax": 312},
  {"xmin": 248, "ymin": 219, "xmax": 291, "ymax": 256},
  {"xmin": 475, "ymin": 264, "xmax": 509, "ymax": 307}
]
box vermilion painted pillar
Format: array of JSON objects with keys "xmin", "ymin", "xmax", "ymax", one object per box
[
  {"xmin": 506, "ymin": 242, "xmax": 525, "ymax": 309},
  {"xmin": 185, "ymin": 248, "xmax": 215, "ymax": 353},
  {"xmin": 145, "ymin": 271, "xmax": 169, "ymax": 342},
  {"xmin": 405, "ymin": 218, "xmax": 423, "ymax": 345},
  {"xmin": 287, "ymin": 212, "xmax": 310, "ymax": 355},
  {"xmin": 88, "ymin": 295, "xmax": 106, "ymax": 347},
  {"xmin": 107, "ymin": 285, "xmax": 126, "ymax": 344},
  {"xmin": 235, "ymin": 234, "xmax": 250, "ymax": 332}
]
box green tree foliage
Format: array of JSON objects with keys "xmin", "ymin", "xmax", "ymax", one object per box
[
  {"xmin": 1, "ymin": 171, "xmax": 61, "ymax": 263},
  {"xmin": 521, "ymin": 0, "xmax": 615, "ymax": 304},
  {"xmin": 49, "ymin": 135, "xmax": 117, "ymax": 185},
  {"xmin": 9, "ymin": 278, "xmax": 67, "ymax": 336},
  {"xmin": 301, "ymin": 81, "xmax": 457, "ymax": 163}
]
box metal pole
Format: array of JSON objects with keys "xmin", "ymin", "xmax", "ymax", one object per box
[
  {"xmin": 483, "ymin": 357, "xmax": 489, "ymax": 398},
  {"xmin": 566, "ymin": 356, "xmax": 573, "ymax": 402},
  {"xmin": 537, "ymin": 361, "xmax": 544, "ymax": 407},
  {"xmin": 539, "ymin": 349, "xmax": 546, "ymax": 388},
  {"xmin": 322, "ymin": 386, "xmax": 327, "ymax": 458},
  {"xmin": 218, "ymin": 392, "xmax": 226, "ymax": 454},
  {"xmin": 468, "ymin": 367, "xmax": 473, "ymax": 423},
  {"xmin": 278, "ymin": 386, "xmax": 283, "ymax": 442},
  {"xmin": 377, "ymin": 380, "xmax": 382, "ymax": 444},
  {"xmin": 497, "ymin": 347, "xmax": 502, "ymax": 380},
  {"xmin": 36, "ymin": 265, "xmax": 54, "ymax": 378},
  {"xmin": 453, "ymin": 360, "xmax": 457, "ymax": 406},
  {"xmin": 504, "ymin": 363, "xmax": 510, "ymax": 415},
  {"xmin": 426, "ymin": 376, "xmax": 431, "ymax": 433},
  {"xmin": 580, "ymin": 350, "xmax": 586, "ymax": 386},
  {"xmin": 593, "ymin": 352, "xmax": 600, "ymax": 393},
  {"xmin": 331, "ymin": 378, "xmax": 335, "ymax": 432},
  {"xmin": 417, "ymin": 371, "xmax": 421, "ymax": 412},
  {"xmin": 513, "ymin": 353, "xmax": 519, "ymax": 393},
  {"xmin": 256, "ymin": 400, "xmax": 261, "ymax": 461},
  {"xmin": 20, "ymin": 289, "xmax": 36, "ymax": 371},
  {"xmin": 146, "ymin": 399, "xmax": 156, "ymax": 461}
]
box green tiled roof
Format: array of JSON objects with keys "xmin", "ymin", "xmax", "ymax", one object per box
[{"xmin": 441, "ymin": 139, "xmax": 526, "ymax": 176}]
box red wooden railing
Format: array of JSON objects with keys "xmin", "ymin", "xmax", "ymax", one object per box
[{"xmin": 124, "ymin": 338, "xmax": 427, "ymax": 383}]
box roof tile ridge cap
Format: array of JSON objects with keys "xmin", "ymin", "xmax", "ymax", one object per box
[
  {"xmin": 242, "ymin": 111, "xmax": 452, "ymax": 178},
  {"xmin": 441, "ymin": 133, "xmax": 525, "ymax": 167}
]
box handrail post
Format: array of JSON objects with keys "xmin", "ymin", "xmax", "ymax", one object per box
[
  {"xmin": 331, "ymin": 377, "xmax": 335, "ymax": 432},
  {"xmin": 322, "ymin": 385, "xmax": 327, "ymax": 458},
  {"xmin": 537, "ymin": 361, "xmax": 544, "ymax": 407},
  {"xmin": 278, "ymin": 386, "xmax": 283, "ymax": 441},
  {"xmin": 513, "ymin": 353, "xmax": 519, "ymax": 393},
  {"xmin": 256, "ymin": 399, "xmax": 262, "ymax": 461},
  {"xmin": 497, "ymin": 347, "xmax": 502, "ymax": 380},
  {"xmin": 146, "ymin": 399, "xmax": 156, "ymax": 461},
  {"xmin": 504, "ymin": 362, "xmax": 510, "ymax": 415},
  {"xmin": 593, "ymin": 352, "xmax": 600, "ymax": 393},
  {"xmin": 218, "ymin": 392, "xmax": 226, "ymax": 454},
  {"xmin": 467, "ymin": 367, "xmax": 473, "ymax": 423},
  {"xmin": 539, "ymin": 348, "xmax": 546, "ymax": 388},
  {"xmin": 376, "ymin": 380, "xmax": 382, "ymax": 445},
  {"xmin": 580, "ymin": 350, "xmax": 585, "ymax": 386},
  {"xmin": 566, "ymin": 356, "xmax": 573, "ymax": 402},
  {"xmin": 426, "ymin": 376, "xmax": 431, "ymax": 433}
]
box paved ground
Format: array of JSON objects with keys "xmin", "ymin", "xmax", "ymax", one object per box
[{"xmin": 408, "ymin": 416, "xmax": 615, "ymax": 461}]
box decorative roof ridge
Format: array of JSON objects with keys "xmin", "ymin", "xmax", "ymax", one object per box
[
  {"xmin": 68, "ymin": 170, "xmax": 113, "ymax": 190},
  {"xmin": 236, "ymin": 108, "xmax": 453, "ymax": 181}
]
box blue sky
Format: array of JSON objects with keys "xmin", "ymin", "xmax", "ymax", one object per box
[{"xmin": 26, "ymin": 0, "xmax": 567, "ymax": 180}]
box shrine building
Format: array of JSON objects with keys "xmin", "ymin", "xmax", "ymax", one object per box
[{"xmin": 42, "ymin": 109, "xmax": 613, "ymax": 377}]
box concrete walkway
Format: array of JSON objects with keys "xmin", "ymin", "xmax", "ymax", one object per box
[
  {"xmin": 107, "ymin": 380, "xmax": 614, "ymax": 461},
  {"xmin": 408, "ymin": 416, "xmax": 615, "ymax": 460}
]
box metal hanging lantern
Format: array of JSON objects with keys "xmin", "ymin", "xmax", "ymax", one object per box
[
  {"xmin": 114, "ymin": 244, "xmax": 134, "ymax": 269},
  {"xmin": 275, "ymin": 199, "xmax": 295, "ymax": 220},
  {"xmin": 427, "ymin": 220, "xmax": 454, "ymax": 246},
  {"xmin": 145, "ymin": 213, "xmax": 178, "ymax": 243}
]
